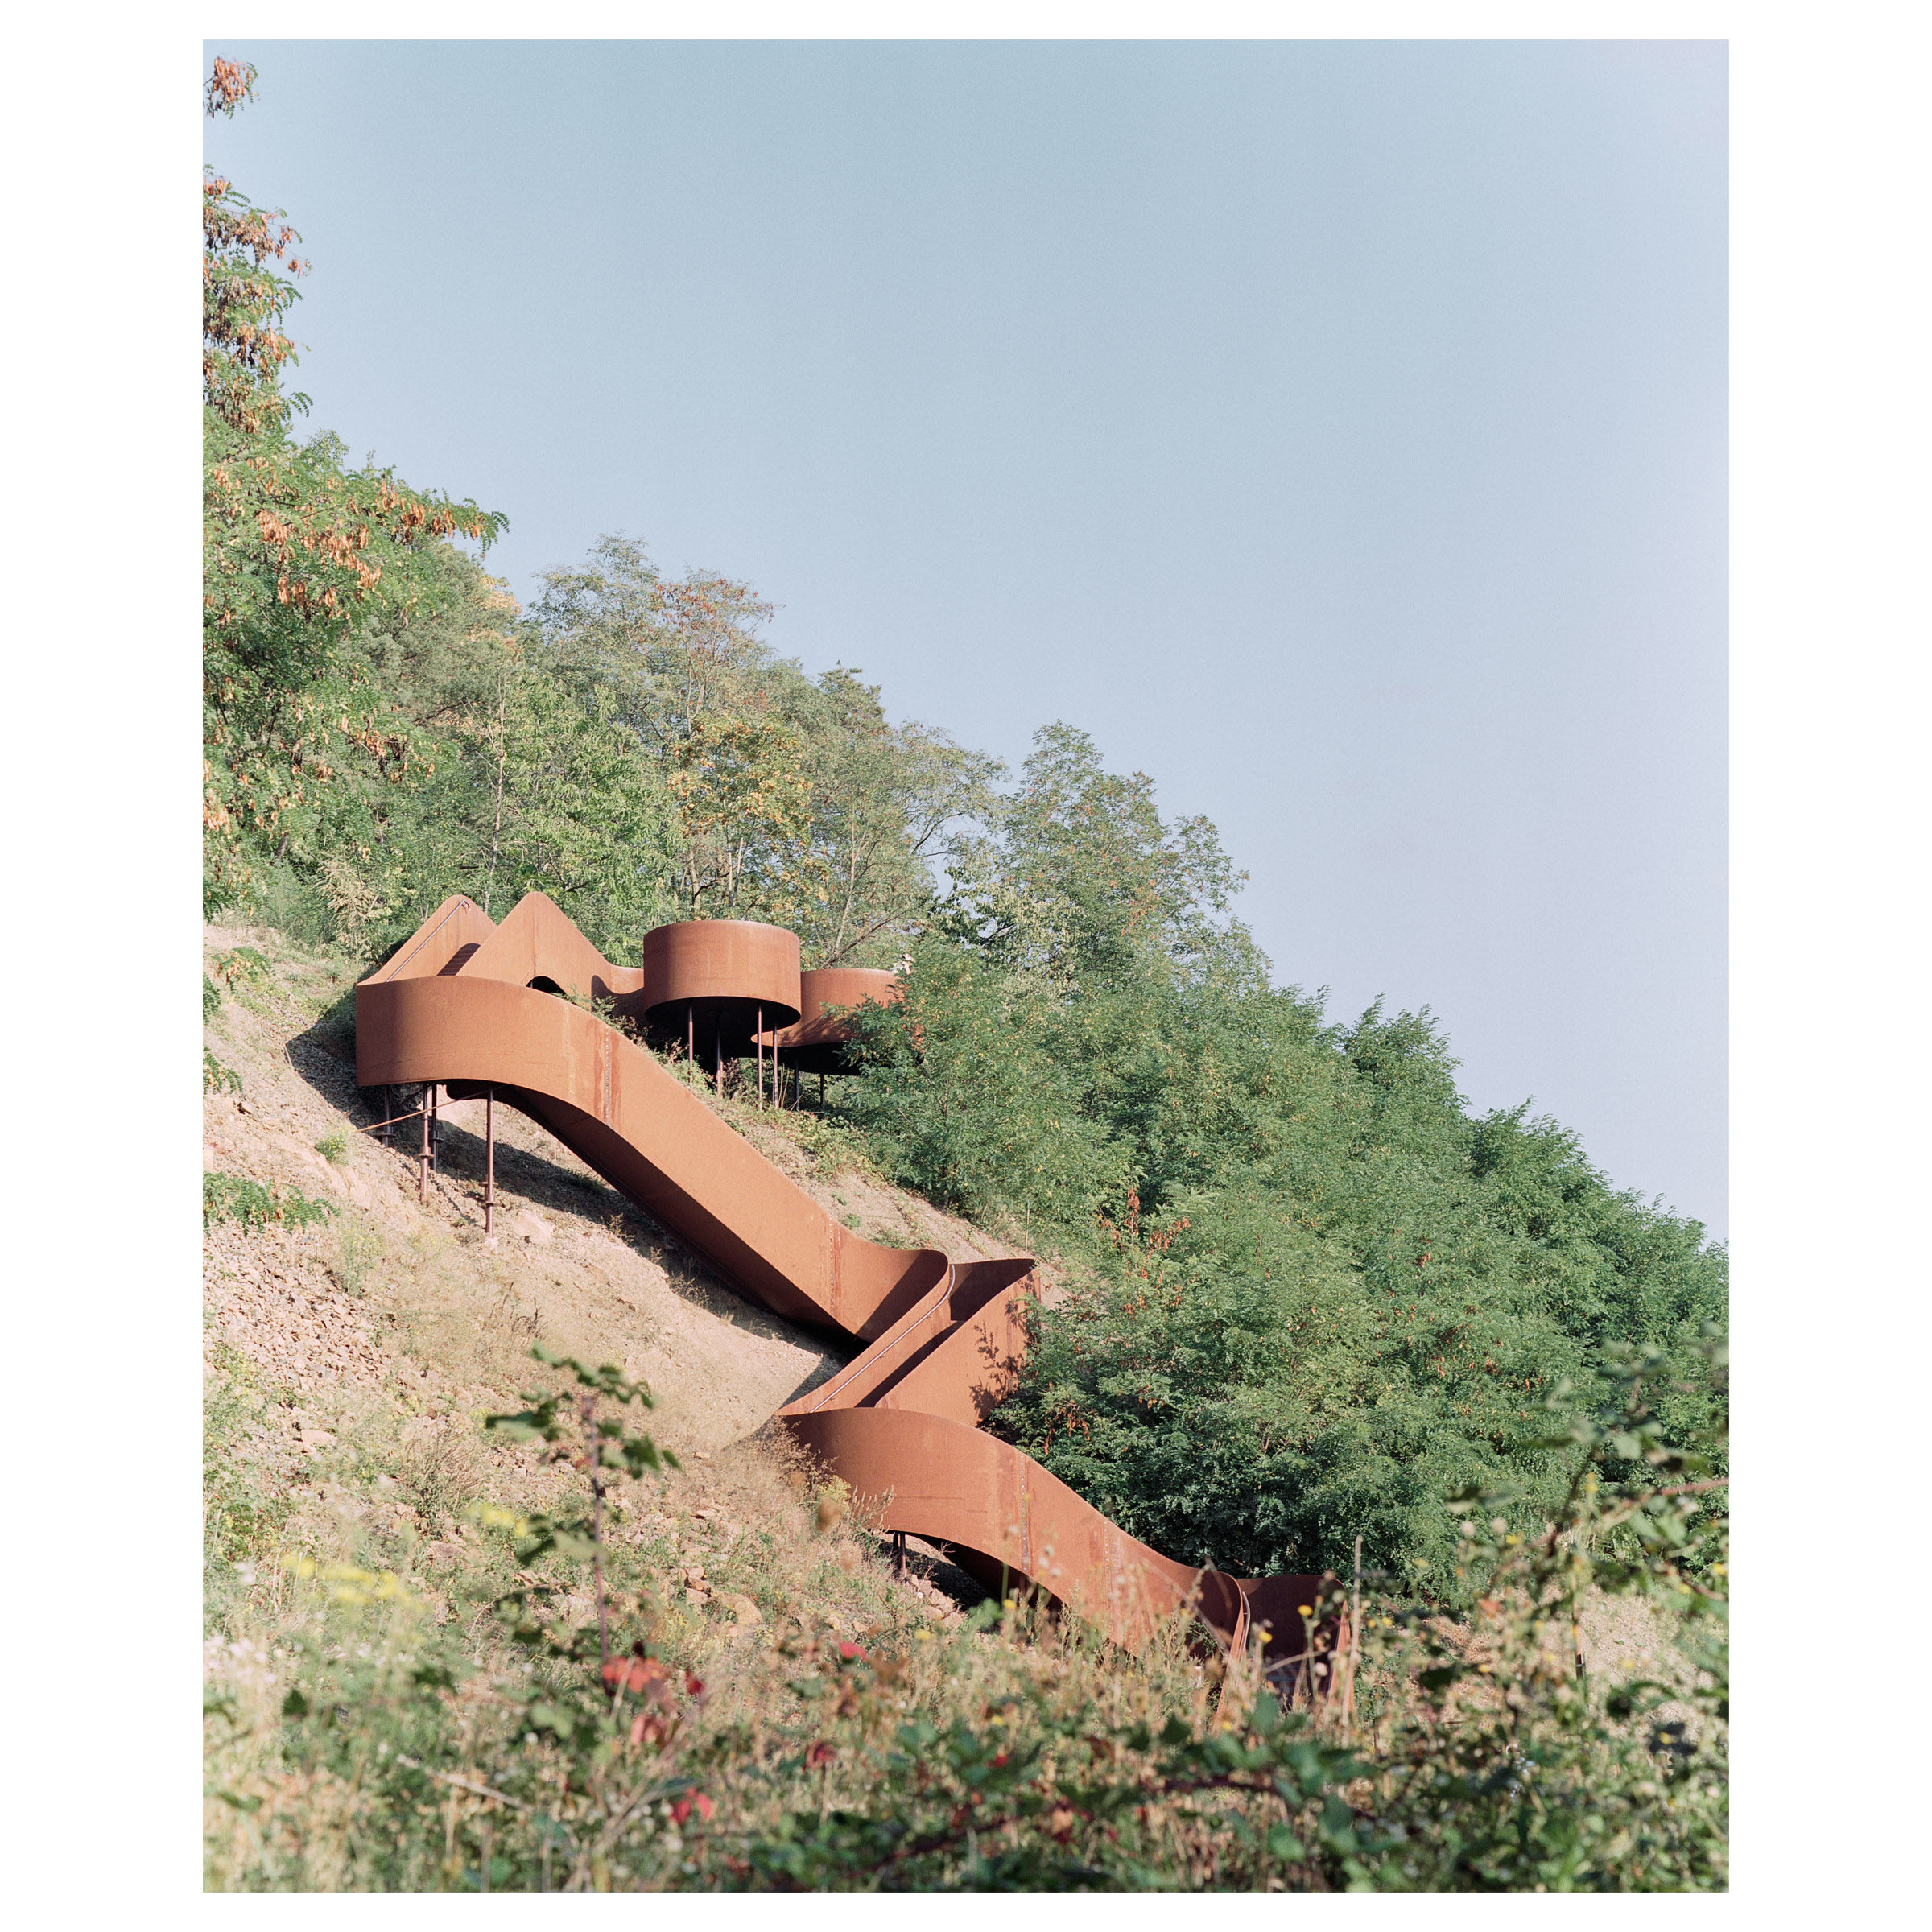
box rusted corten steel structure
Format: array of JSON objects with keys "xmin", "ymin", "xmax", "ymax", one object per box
[
  {"xmin": 763, "ymin": 967, "xmax": 905, "ymax": 1076},
  {"xmin": 357, "ymin": 892, "xmax": 1344, "ymax": 1668},
  {"xmin": 641, "ymin": 918, "xmax": 801, "ymax": 1100}
]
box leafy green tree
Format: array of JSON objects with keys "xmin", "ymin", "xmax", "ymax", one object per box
[
  {"xmin": 666, "ymin": 708, "xmax": 824, "ymax": 924},
  {"xmin": 201, "ymin": 57, "xmax": 502, "ymax": 918},
  {"xmin": 836, "ymin": 731, "xmax": 1727, "ymax": 1589},
  {"xmin": 529, "ymin": 539, "xmax": 1002, "ymax": 957},
  {"xmin": 531, "ymin": 536, "xmax": 823, "ymax": 927},
  {"xmin": 299, "ymin": 562, "xmax": 680, "ymax": 961},
  {"xmin": 462, "ymin": 640, "xmax": 682, "ymax": 956},
  {"xmin": 842, "ymin": 943, "xmax": 1127, "ymax": 1229},
  {"xmin": 939, "ymin": 724, "xmax": 1257, "ymax": 992},
  {"xmin": 530, "ymin": 534, "xmax": 785, "ymax": 756},
  {"xmin": 791, "ymin": 667, "xmax": 1004, "ymax": 967}
]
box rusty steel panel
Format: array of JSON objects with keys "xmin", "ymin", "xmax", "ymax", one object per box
[
  {"xmin": 463, "ymin": 890, "xmax": 647, "ymax": 1021},
  {"xmin": 363, "ymin": 894, "xmax": 500, "ymax": 983},
  {"xmin": 354, "ymin": 893, "xmax": 1345, "ymax": 1660},
  {"xmin": 766, "ymin": 967, "xmax": 904, "ymax": 1075},
  {"xmin": 642, "ymin": 919, "xmax": 801, "ymax": 1023}
]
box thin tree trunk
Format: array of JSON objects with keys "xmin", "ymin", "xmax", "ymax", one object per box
[{"xmin": 484, "ymin": 658, "xmax": 510, "ymax": 916}]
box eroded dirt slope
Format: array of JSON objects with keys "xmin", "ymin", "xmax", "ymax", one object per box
[
  {"xmin": 200, "ymin": 926, "xmax": 1674, "ymax": 1686},
  {"xmin": 203, "ymin": 925, "xmax": 1032, "ymax": 1455},
  {"xmin": 202, "ymin": 926, "xmax": 1030, "ymax": 1651}
]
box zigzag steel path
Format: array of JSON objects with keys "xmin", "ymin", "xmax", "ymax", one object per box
[{"xmin": 356, "ymin": 893, "xmax": 1335, "ymax": 1663}]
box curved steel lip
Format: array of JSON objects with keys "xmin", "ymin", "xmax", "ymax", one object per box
[
  {"xmin": 786, "ymin": 1269, "xmax": 956, "ymax": 1415},
  {"xmin": 642, "ymin": 916, "xmax": 801, "ymax": 939}
]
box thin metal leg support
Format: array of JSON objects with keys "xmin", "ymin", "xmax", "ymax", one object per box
[{"xmin": 484, "ymin": 1086, "xmax": 496, "ymax": 1237}]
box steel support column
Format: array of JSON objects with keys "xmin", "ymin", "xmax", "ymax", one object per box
[{"xmin": 483, "ymin": 1086, "xmax": 496, "ymax": 1236}]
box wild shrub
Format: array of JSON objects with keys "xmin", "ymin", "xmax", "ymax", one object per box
[
  {"xmin": 203, "ymin": 1342, "xmax": 291, "ymax": 1600},
  {"xmin": 835, "ymin": 735, "xmax": 1726, "ymax": 1585},
  {"xmin": 213, "ymin": 945, "xmax": 275, "ymax": 998},
  {"xmin": 204, "ymin": 970, "xmax": 246, "ymax": 1092},
  {"xmin": 840, "ymin": 943, "xmax": 1126, "ymax": 1228},
  {"xmin": 203, "ymin": 1337, "xmax": 1724, "ymax": 1891},
  {"xmin": 396, "ymin": 1418, "xmax": 490, "ymax": 1530},
  {"xmin": 332, "ymin": 1217, "xmax": 383, "ymax": 1298},
  {"xmin": 204, "ymin": 1172, "xmax": 336, "ymax": 1232}
]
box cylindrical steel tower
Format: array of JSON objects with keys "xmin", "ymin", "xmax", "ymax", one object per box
[{"xmin": 641, "ymin": 919, "xmax": 803, "ymax": 1092}]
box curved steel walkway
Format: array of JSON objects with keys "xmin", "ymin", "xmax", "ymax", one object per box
[{"xmin": 356, "ymin": 892, "xmax": 1334, "ymax": 1661}]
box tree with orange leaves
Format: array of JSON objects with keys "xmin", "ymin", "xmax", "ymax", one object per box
[{"xmin": 202, "ymin": 56, "xmax": 505, "ymax": 916}]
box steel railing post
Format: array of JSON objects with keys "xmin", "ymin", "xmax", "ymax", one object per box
[{"xmin": 484, "ymin": 1085, "xmax": 496, "ymax": 1236}]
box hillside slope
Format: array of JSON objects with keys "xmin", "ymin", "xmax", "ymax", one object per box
[
  {"xmin": 202, "ymin": 926, "xmax": 1716, "ymax": 1893},
  {"xmin": 208, "ymin": 925, "xmax": 1042, "ymax": 1421},
  {"xmin": 202, "ymin": 921, "xmax": 1678, "ymax": 1683},
  {"xmin": 201, "ymin": 925, "xmax": 1030, "ymax": 1647}
]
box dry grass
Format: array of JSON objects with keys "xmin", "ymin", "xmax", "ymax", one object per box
[
  {"xmin": 201, "ymin": 922, "xmax": 1072, "ymax": 1753},
  {"xmin": 203, "ymin": 925, "xmax": 1720, "ymax": 1893}
]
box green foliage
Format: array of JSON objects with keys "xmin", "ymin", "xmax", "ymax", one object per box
[
  {"xmin": 792, "ymin": 666, "xmax": 1003, "ymax": 966},
  {"xmin": 203, "ymin": 1338, "xmax": 291, "ymax": 1594},
  {"xmin": 204, "ymin": 1172, "xmax": 336, "ymax": 1232},
  {"xmin": 201, "ymin": 66, "xmax": 504, "ymax": 920},
  {"xmin": 483, "ymin": 1347, "xmax": 679, "ymax": 1567},
  {"xmin": 332, "ymin": 1216, "xmax": 383, "ymax": 1297},
  {"xmin": 249, "ymin": 861, "xmax": 341, "ymax": 951},
  {"xmin": 314, "ymin": 1131, "xmax": 349, "ymax": 1166},
  {"xmin": 936, "ymin": 722, "xmax": 1257, "ymax": 992},
  {"xmin": 527, "ymin": 537, "xmax": 995, "ymax": 956},
  {"xmin": 205, "ymin": 1342, "xmax": 1724, "ymax": 1890},
  {"xmin": 713, "ymin": 1664, "xmax": 1381, "ymax": 1890},
  {"xmin": 213, "ymin": 947, "xmax": 274, "ymax": 995},
  {"xmin": 841, "ymin": 943, "xmax": 1124, "ymax": 1228},
  {"xmin": 1350, "ymin": 1335, "xmax": 1728, "ymax": 1890},
  {"xmin": 833, "ymin": 728, "xmax": 1727, "ymax": 1589},
  {"xmin": 211, "ymin": 454, "xmax": 985, "ymax": 965},
  {"xmin": 204, "ymin": 965, "xmax": 244, "ymax": 1092},
  {"xmin": 471, "ymin": 657, "xmax": 683, "ymax": 952}
]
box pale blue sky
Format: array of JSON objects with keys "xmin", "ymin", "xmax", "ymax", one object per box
[{"xmin": 205, "ymin": 39, "xmax": 1728, "ymax": 1236}]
